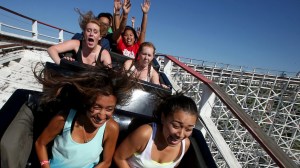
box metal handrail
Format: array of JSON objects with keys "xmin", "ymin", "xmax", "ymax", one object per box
[
  {"xmin": 163, "ymin": 54, "xmax": 298, "ymax": 168},
  {"xmin": 0, "ymin": 6, "xmax": 74, "ymax": 43},
  {"xmin": 0, "ymin": 6, "xmax": 73, "ymax": 34}
]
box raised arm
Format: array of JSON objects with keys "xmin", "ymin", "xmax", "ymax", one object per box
[
  {"xmin": 35, "ymin": 114, "xmax": 66, "ymax": 168},
  {"xmin": 112, "ymin": 0, "xmax": 131, "ymax": 43},
  {"xmin": 138, "ymin": 0, "xmax": 150, "ymax": 44},
  {"xmin": 47, "ymin": 40, "xmax": 79, "ymax": 64},
  {"xmin": 113, "ymin": 0, "xmax": 122, "ymax": 31}
]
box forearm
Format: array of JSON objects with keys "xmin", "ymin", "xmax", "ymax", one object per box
[
  {"xmin": 141, "ymin": 13, "xmax": 148, "ymax": 33},
  {"xmin": 35, "ymin": 141, "xmax": 50, "ymax": 168},
  {"xmin": 94, "ymin": 161, "xmax": 111, "ymax": 168},
  {"xmin": 112, "ymin": 13, "xmax": 128, "ymax": 42},
  {"xmin": 119, "ymin": 13, "xmax": 128, "ymax": 32},
  {"xmin": 114, "ymin": 159, "xmax": 131, "ymax": 168},
  {"xmin": 139, "ymin": 13, "xmax": 148, "ymax": 43},
  {"xmin": 113, "ymin": 11, "xmax": 121, "ymax": 30},
  {"xmin": 47, "ymin": 47, "xmax": 61, "ymax": 64}
]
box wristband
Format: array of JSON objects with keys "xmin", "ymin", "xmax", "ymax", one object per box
[{"xmin": 40, "ymin": 160, "xmax": 50, "ymax": 166}]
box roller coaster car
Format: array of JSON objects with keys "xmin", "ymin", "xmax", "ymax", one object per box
[{"xmin": 0, "ymin": 61, "xmax": 216, "ymax": 168}]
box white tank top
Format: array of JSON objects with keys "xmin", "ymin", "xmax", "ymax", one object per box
[
  {"xmin": 129, "ymin": 64, "xmax": 153, "ymax": 82},
  {"xmin": 127, "ymin": 123, "xmax": 185, "ymax": 168}
]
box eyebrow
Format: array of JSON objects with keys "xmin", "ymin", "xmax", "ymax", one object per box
[
  {"xmin": 94, "ymin": 103, "xmax": 115, "ymax": 108},
  {"xmin": 171, "ymin": 121, "xmax": 195, "ymax": 128}
]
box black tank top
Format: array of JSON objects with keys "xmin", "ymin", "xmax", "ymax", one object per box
[{"xmin": 72, "ymin": 40, "xmax": 105, "ymax": 65}]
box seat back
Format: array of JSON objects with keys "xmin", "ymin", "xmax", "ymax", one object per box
[
  {"xmin": 1, "ymin": 61, "xmax": 216, "ymax": 167},
  {"xmin": 1, "ymin": 89, "xmax": 216, "ymax": 168},
  {"xmin": 0, "ymin": 89, "xmax": 40, "ymax": 138}
]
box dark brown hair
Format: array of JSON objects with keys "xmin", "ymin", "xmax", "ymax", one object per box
[
  {"xmin": 34, "ymin": 63, "xmax": 138, "ymax": 111},
  {"xmin": 153, "ymin": 94, "xmax": 198, "ymax": 124}
]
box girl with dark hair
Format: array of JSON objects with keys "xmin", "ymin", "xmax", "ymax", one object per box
[
  {"xmin": 34, "ymin": 64, "xmax": 136, "ymax": 168},
  {"xmin": 112, "ymin": 0, "xmax": 150, "ymax": 59},
  {"xmin": 114, "ymin": 94, "xmax": 198, "ymax": 168}
]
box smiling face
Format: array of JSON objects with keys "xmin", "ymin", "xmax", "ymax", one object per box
[
  {"xmin": 123, "ymin": 29, "xmax": 136, "ymax": 46},
  {"xmin": 137, "ymin": 45, "xmax": 154, "ymax": 68},
  {"xmin": 84, "ymin": 22, "xmax": 101, "ymax": 49},
  {"xmin": 86, "ymin": 94, "xmax": 117, "ymax": 128},
  {"xmin": 161, "ymin": 110, "xmax": 197, "ymax": 146}
]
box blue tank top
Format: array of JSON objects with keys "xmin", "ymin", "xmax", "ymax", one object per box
[{"xmin": 50, "ymin": 109, "xmax": 106, "ymax": 168}]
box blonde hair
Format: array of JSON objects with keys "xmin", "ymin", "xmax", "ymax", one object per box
[
  {"xmin": 136, "ymin": 42, "xmax": 156, "ymax": 61},
  {"xmin": 75, "ymin": 8, "xmax": 101, "ymax": 32}
]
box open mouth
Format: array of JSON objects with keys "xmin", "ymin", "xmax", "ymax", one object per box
[
  {"xmin": 88, "ymin": 38, "xmax": 94, "ymax": 43},
  {"xmin": 86, "ymin": 37, "xmax": 95, "ymax": 46},
  {"xmin": 168, "ymin": 136, "xmax": 181, "ymax": 145},
  {"xmin": 92, "ymin": 116, "xmax": 105, "ymax": 125}
]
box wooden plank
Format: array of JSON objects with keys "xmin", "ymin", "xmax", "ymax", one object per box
[
  {"xmin": 200, "ymin": 115, "xmax": 242, "ymax": 168},
  {"xmin": 165, "ymin": 55, "xmax": 298, "ymax": 168}
]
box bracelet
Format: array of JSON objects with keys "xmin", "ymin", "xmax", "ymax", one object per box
[
  {"xmin": 40, "ymin": 160, "xmax": 50, "ymax": 166},
  {"xmin": 114, "ymin": 13, "xmax": 120, "ymax": 15}
]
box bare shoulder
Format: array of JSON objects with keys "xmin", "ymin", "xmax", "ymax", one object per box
[
  {"xmin": 42, "ymin": 112, "xmax": 67, "ymax": 135},
  {"xmin": 124, "ymin": 59, "xmax": 133, "ymax": 69},
  {"xmin": 130, "ymin": 123, "xmax": 152, "ymax": 140},
  {"xmin": 127, "ymin": 124, "xmax": 153, "ymax": 152},
  {"xmin": 101, "ymin": 48, "xmax": 110, "ymax": 55},
  {"xmin": 106, "ymin": 118, "xmax": 119, "ymax": 132},
  {"xmin": 152, "ymin": 68, "xmax": 159, "ymax": 76},
  {"xmin": 104, "ymin": 119, "xmax": 119, "ymax": 142},
  {"xmin": 51, "ymin": 112, "xmax": 67, "ymax": 124},
  {"xmin": 100, "ymin": 48, "xmax": 112, "ymax": 61}
]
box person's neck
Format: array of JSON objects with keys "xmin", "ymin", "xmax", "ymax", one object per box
[
  {"xmin": 82, "ymin": 43, "xmax": 96, "ymax": 57},
  {"xmin": 154, "ymin": 124, "xmax": 169, "ymax": 150},
  {"xmin": 77, "ymin": 113, "xmax": 96, "ymax": 133},
  {"xmin": 135, "ymin": 62, "xmax": 148, "ymax": 71}
]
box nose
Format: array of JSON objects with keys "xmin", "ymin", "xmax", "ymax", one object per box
[
  {"xmin": 176, "ymin": 128, "xmax": 185, "ymax": 139},
  {"xmin": 88, "ymin": 31, "xmax": 94, "ymax": 36},
  {"xmin": 96, "ymin": 110, "xmax": 107, "ymax": 120}
]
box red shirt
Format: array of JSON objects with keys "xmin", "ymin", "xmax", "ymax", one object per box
[{"xmin": 117, "ymin": 38, "xmax": 140, "ymax": 59}]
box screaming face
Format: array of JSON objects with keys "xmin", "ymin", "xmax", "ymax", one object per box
[
  {"xmin": 84, "ymin": 22, "xmax": 101, "ymax": 48},
  {"xmin": 162, "ymin": 110, "xmax": 197, "ymax": 146}
]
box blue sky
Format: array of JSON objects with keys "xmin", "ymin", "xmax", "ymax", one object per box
[{"xmin": 1, "ymin": 0, "xmax": 300, "ymax": 74}]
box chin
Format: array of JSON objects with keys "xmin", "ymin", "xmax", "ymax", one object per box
[{"xmin": 91, "ymin": 118, "xmax": 106, "ymax": 128}]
